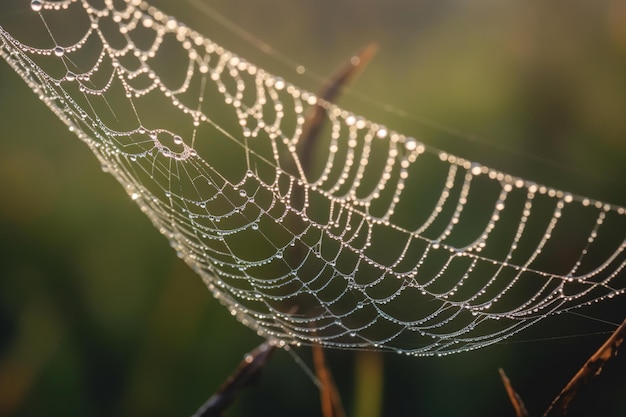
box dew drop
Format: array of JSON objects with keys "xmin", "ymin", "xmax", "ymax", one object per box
[
  {"xmin": 274, "ymin": 77, "xmax": 285, "ymax": 90},
  {"xmin": 65, "ymin": 71, "xmax": 76, "ymax": 81},
  {"xmin": 405, "ymin": 136, "xmax": 418, "ymax": 151},
  {"xmin": 173, "ymin": 135, "xmax": 183, "ymax": 145},
  {"xmin": 30, "ymin": 0, "xmax": 42, "ymax": 12},
  {"xmin": 53, "ymin": 46, "xmax": 65, "ymax": 57},
  {"xmin": 239, "ymin": 189, "xmax": 247, "ymax": 198}
]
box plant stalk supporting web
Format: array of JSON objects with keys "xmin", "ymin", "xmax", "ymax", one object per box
[{"xmin": 0, "ymin": 0, "xmax": 625, "ymax": 356}]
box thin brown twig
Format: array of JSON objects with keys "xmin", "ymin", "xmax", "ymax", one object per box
[
  {"xmin": 543, "ymin": 318, "xmax": 626, "ymax": 417},
  {"xmin": 499, "ymin": 368, "xmax": 530, "ymax": 417},
  {"xmin": 312, "ymin": 343, "xmax": 346, "ymax": 417},
  {"xmin": 192, "ymin": 341, "xmax": 276, "ymax": 417},
  {"xmin": 297, "ymin": 42, "xmax": 378, "ymax": 179}
]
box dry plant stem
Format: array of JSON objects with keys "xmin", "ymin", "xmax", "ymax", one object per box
[
  {"xmin": 289, "ymin": 43, "xmax": 378, "ymax": 270},
  {"xmin": 499, "ymin": 368, "xmax": 530, "ymax": 417},
  {"xmin": 192, "ymin": 341, "xmax": 276, "ymax": 417},
  {"xmin": 543, "ymin": 318, "xmax": 626, "ymax": 417},
  {"xmin": 312, "ymin": 344, "xmax": 346, "ymax": 417},
  {"xmin": 297, "ymin": 42, "xmax": 378, "ymax": 178},
  {"xmin": 283, "ymin": 45, "xmax": 376, "ymax": 417}
]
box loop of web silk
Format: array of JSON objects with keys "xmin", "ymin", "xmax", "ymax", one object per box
[{"xmin": 0, "ymin": 0, "xmax": 624, "ymax": 356}]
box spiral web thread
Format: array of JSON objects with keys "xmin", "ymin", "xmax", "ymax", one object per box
[{"xmin": 1, "ymin": 0, "xmax": 625, "ymax": 356}]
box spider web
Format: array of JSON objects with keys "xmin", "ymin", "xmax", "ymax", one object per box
[{"xmin": 0, "ymin": 0, "xmax": 624, "ymax": 356}]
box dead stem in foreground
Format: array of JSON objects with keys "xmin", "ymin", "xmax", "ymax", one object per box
[
  {"xmin": 543, "ymin": 318, "xmax": 626, "ymax": 417},
  {"xmin": 313, "ymin": 343, "xmax": 346, "ymax": 417},
  {"xmin": 501, "ymin": 318, "xmax": 626, "ymax": 417},
  {"xmin": 499, "ymin": 368, "xmax": 530, "ymax": 417},
  {"xmin": 192, "ymin": 341, "xmax": 275, "ymax": 417}
]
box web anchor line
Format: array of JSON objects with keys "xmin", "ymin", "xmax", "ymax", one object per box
[{"xmin": 0, "ymin": 0, "xmax": 624, "ymax": 356}]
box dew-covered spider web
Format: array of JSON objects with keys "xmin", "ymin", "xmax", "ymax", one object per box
[{"xmin": 1, "ymin": 0, "xmax": 625, "ymax": 356}]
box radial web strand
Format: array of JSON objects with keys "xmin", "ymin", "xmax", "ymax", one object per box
[{"xmin": 0, "ymin": 0, "xmax": 624, "ymax": 356}]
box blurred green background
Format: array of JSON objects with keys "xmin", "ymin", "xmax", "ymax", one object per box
[{"xmin": 1, "ymin": 0, "xmax": 625, "ymax": 416}]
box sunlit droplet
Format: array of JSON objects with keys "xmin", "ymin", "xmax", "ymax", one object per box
[{"xmin": 30, "ymin": 0, "xmax": 42, "ymax": 12}]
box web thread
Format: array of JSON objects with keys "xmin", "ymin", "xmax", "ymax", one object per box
[{"xmin": 1, "ymin": 0, "xmax": 625, "ymax": 356}]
